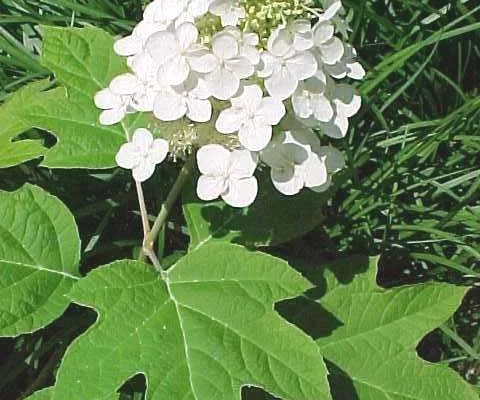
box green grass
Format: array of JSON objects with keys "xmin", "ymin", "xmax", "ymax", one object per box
[{"xmin": 0, "ymin": 0, "xmax": 479, "ymax": 398}]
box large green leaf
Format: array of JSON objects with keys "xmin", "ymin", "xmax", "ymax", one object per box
[
  {"xmin": 183, "ymin": 171, "xmax": 341, "ymax": 248},
  {"xmin": 0, "ymin": 184, "xmax": 81, "ymax": 336},
  {"xmin": 314, "ymin": 257, "xmax": 477, "ymax": 400},
  {"xmin": 0, "ymin": 27, "xmax": 147, "ymax": 169},
  {"xmin": 30, "ymin": 243, "xmax": 331, "ymax": 400}
]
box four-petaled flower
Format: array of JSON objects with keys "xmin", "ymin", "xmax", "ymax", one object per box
[
  {"xmin": 116, "ymin": 128, "xmax": 169, "ymax": 182},
  {"xmin": 258, "ymin": 26, "xmax": 318, "ymax": 100},
  {"xmin": 153, "ymin": 75, "xmax": 212, "ymax": 122},
  {"xmin": 261, "ymin": 128, "xmax": 328, "ymax": 195},
  {"xmin": 209, "ymin": 0, "xmax": 246, "ymax": 27},
  {"xmin": 205, "ymin": 30, "xmax": 255, "ymax": 100},
  {"xmin": 196, "ymin": 144, "xmax": 258, "ymax": 208},
  {"xmin": 146, "ymin": 23, "xmax": 215, "ymax": 86},
  {"xmin": 94, "ymin": 73, "xmax": 152, "ymax": 125},
  {"xmin": 216, "ymin": 85, "xmax": 286, "ymax": 151}
]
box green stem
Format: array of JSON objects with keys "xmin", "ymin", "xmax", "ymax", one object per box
[{"xmin": 140, "ymin": 155, "xmax": 195, "ymax": 264}]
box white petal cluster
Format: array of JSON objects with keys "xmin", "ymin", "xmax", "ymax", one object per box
[{"xmin": 95, "ymin": 0, "xmax": 363, "ymax": 207}]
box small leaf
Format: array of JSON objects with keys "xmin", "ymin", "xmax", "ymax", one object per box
[
  {"xmin": 0, "ymin": 184, "xmax": 81, "ymax": 336},
  {"xmin": 183, "ymin": 171, "xmax": 341, "ymax": 249},
  {"xmin": 315, "ymin": 257, "xmax": 477, "ymax": 400},
  {"xmin": 0, "ymin": 80, "xmax": 52, "ymax": 168},
  {"xmin": 33, "ymin": 244, "xmax": 331, "ymax": 400}
]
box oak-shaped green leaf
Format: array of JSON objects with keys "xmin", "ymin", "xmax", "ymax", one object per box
[
  {"xmin": 0, "ymin": 80, "xmax": 57, "ymax": 168},
  {"xmin": 183, "ymin": 171, "xmax": 343, "ymax": 248},
  {"xmin": 0, "ymin": 27, "xmax": 147, "ymax": 169},
  {"xmin": 0, "ymin": 184, "xmax": 80, "ymax": 336},
  {"xmin": 32, "ymin": 244, "xmax": 331, "ymax": 400},
  {"xmin": 315, "ymin": 257, "xmax": 477, "ymax": 400}
]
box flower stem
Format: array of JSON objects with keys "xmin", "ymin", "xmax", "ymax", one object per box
[
  {"xmin": 140, "ymin": 155, "xmax": 195, "ymax": 264},
  {"xmin": 136, "ymin": 180, "xmax": 151, "ymax": 239}
]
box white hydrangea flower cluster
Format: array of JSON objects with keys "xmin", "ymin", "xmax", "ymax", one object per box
[{"xmin": 95, "ymin": 0, "xmax": 364, "ymax": 208}]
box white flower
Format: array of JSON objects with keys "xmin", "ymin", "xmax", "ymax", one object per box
[
  {"xmin": 95, "ymin": 73, "xmax": 152, "ymax": 125},
  {"xmin": 313, "ymin": 20, "xmax": 344, "ymax": 65},
  {"xmin": 324, "ymin": 44, "xmax": 365, "ymax": 80},
  {"xmin": 258, "ymin": 27, "xmax": 318, "ymax": 100},
  {"xmin": 146, "ymin": 22, "xmax": 216, "ymax": 86},
  {"xmin": 209, "ymin": 0, "xmax": 246, "ymax": 27},
  {"xmin": 114, "ymin": 21, "xmax": 165, "ymax": 57},
  {"xmin": 153, "ymin": 75, "xmax": 212, "ymax": 122},
  {"xmin": 222, "ymin": 27, "xmax": 260, "ymax": 65},
  {"xmin": 268, "ymin": 20, "xmax": 314, "ymax": 53},
  {"xmin": 261, "ymin": 129, "xmax": 328, "ymax": 196},
  {"xmin": 296, "ymin": 80, "xmax": 361, "ymax": 139},
  {"xmin": 216, "ymin": 85, "xmax": 286, "ymax": 151},
  {"xmin": 116, "ymin": 128, "xmax": 169, "ymax": 182},
  {"xmin": 292, "ymin": 78, "xmax": 334, "ymax": 122},
  {"xmin": 143, "ymin": 0, "xmax": 185, "ymax": 26},
  {"xmin": 205, "ymin": 30, "xmax": 255, "ymax": 100},
  {"xmin": 320, "ymin": 83, "xmax": 361, "ymax": 138},
  {"xmin": 196, "ymin": 144, "xmax": 258, "ymax": 208},
  {"xmin": 175, "ymin": 0, "xmax": 212, "ymax": 26}
]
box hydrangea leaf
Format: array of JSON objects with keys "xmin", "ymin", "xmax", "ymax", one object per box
[
  {"xmin": 0, "ymin": 184, "xmax": 81, "ymax": 336},
  {"xmin": 314, "ymin": 256, "xmax": 477, "ymax": 400},
  {"xmin": 0, "ymin": 80, "xmax": 55, "ymax": 168},
  {"xmin": 0, "ymin": 27, "xmax": 147, "ymax": 169},
  {"xmin": 183, "ymin": 171, "xmax": 344, "ymax": 248},
  {"xmin": 31, "ymin": 243, "xmax": 331, "ymax": 400}
]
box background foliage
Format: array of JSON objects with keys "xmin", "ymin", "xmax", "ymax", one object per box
[{"xmin": 0, "ymin": 0, "xmax": 479, "ymax": 399}]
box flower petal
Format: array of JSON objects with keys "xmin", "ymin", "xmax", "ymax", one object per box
[
  {"xmin": 348, "ymin": 62, "xmax": 366, "ymax": 80},
  {"xmin": 206, "ymin": 67, "xmax": 240, "ymax": 100},
  {"xmin": 186, "ymin": 48, "xmax": 218, "ymax": 73},
  {"xmin": 132, "ymin": 128, "xmax": 154, "ymax": 149},
  {"xmin": 186, "ymin": 97, "xmax": 212, "ymax": 122},
  {"xmin": 146, "ymin": 31, "xmax": 179, "ymax": 64},
  {"xmin": 110, "ymin": 74, "xmax": 142, "ymax": 95},
  {"xmin": 197, "ymin": 144, "xmax": 230, "ymax": 176},
  {"xmin": 271, "ymin": 167, "xmax": 303, "ymax": 196},
  {"xmin": 133, "ymin": 160, "xmax": 156, "ymax": 182},
  {"xmin": 95, "ymin": 88, "xmax": 122, "ymax": 109},
  {"xmin": 158, "ymin": 55, "xmax": 190, "ymax": 85},
  {"xmin": 238, "ymin": 120, "xmax": 272, "ymax": 152},
  {"xmin": 258, "ymin": 97, "xmax": 286, "ymax": 125},
  {"xmin": 313, "ymin": 21, "xmax": 334, "ymax": 45},
  {"xmin": 215, "ymin": 107, "xmax": 245, "ymax": 134},
  {"xmin": 212, "ymin": 32, "xmax": 239, "ymax": 60},
  {"xmin": 229, "ymin": 149, "xmax": 257, "ymax": 179},
  {"xmin": 301, "ymin": 153, "xmax": 328, "ymax": 188},
  {"xmin": 334, "ymin": 84, "xmax": 362, "ymax": 117},
  {"xmin": 232, "ymin": 84, "xmax": 263, "ymax": 110},
  {"xmin": 114, "ymin": 35, "xmax": 142, "ymax": 56},
  {"xmin": 265, "ymin": 67, "xmax": 298, "ymax": 100},
  {"xmin": 320, "ymin": 37, "xmax": 344, "ymax": 64},
  {"xmin": 176, "ymin": 22, "xmax": 199, "ymax": 50},
  {"xmin": 317, "ymin": 146, "xmax": 345, "ymax": 172},
  {"xmin": 311, "ymin": 94, "xmax": 334, "ymax": 122},
  {"xmin": 285, "ymin": 51, "xmax": 318, "ymax": 81},
  {"xmin": 149, "ymin": 139, "xmax": 170, "ymax": 164},
  {"xmin": 99, "ymin": 108, "xmax": 126, "ymax": 125},
  {"xmin": 320, "ymin": 115, "xmax": 349, "ymax": 138},
  {"xmin": 153, "ymin": 89, "xmax": 187, "ymax": 121},
  {"xmin": 222, "ymin": 177, "xmax": 258, "ymax": 207},
  {"xmin": 197, "ymin": 175, "xmax": 225, "ymax": 201},
  {"xmin": 225, "ymin": 57, "xmax": 254, "ymax": 79},
  {"xmin": 115, "ymin": 142, "xmax": 140, "ymax": 169}
]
